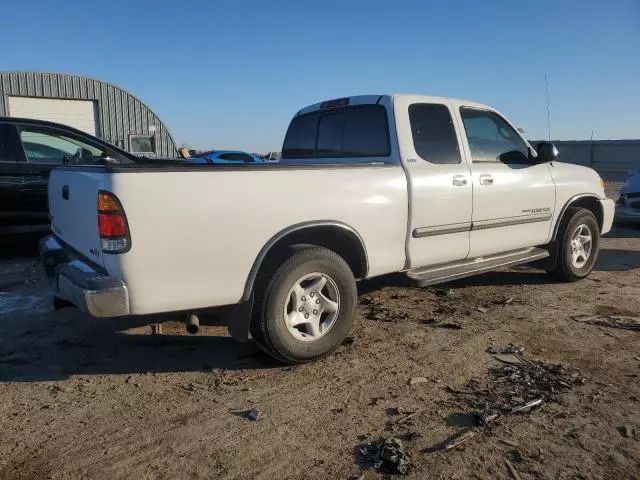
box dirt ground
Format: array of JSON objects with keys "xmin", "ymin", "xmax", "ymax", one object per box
[{"xmin": 1, "ymin": 187, "xmax": 639, "ymax": 479}]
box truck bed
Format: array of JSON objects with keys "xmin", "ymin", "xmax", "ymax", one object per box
[{"xmin": 48, "ymin": 163, "xmax": 408, "ymax": 315}]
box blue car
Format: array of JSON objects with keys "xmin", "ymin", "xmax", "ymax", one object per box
[{"xmin": 190, "ymin": 150, "xmax": 265, "ymax": 165}]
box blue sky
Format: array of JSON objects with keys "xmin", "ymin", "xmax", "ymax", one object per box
[{"xmin": 3, "ymin": 0, "xmax": 639, "ymax": 152}]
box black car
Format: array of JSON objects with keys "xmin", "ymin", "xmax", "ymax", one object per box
[{"xmin": 0, "ymin": 117, "xmax": 172, "ymax": 236}]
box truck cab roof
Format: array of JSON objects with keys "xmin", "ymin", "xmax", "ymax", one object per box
[{"xmin": 296, "ymin": 94, "xmax": 493, "ymax": 116}]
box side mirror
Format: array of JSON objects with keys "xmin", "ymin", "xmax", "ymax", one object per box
[{"xmin": 536, "ymin": 142, "xmax": 558, "ymax": 162}]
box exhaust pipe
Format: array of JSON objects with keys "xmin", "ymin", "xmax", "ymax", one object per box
[{"xmin": 186, "ymin": 314, "xmax": 200, "ymax": 335}]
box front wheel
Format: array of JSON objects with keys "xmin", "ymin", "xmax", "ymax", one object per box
[
  {"xmin": 547, "ymin": 207, "xmax": 600, "ymax": 281},
  {"xmin": 252, "ymin": 247, "xmax": 357, "ymax": 364}
]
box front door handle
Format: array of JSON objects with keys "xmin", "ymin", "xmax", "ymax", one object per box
[
  {"xmin": 479, "ymin": 174, "xmax": 494, "ymax": 185},
  {"xmin": 452, "ymin": 175, "xmax": 468, "ymax": 186}
]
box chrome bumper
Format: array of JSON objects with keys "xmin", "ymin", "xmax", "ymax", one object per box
[
  {"xmin": 40, "ymin": 235, "xmax": 130, "ymax": 317},
  {"xmin": 600, "ymin": 198, "xmax": 615, "ymax": 235}
]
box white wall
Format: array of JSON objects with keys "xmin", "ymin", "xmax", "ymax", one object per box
[{"xmin": 8, "ymin": 96, "xmax": 99, "ymax": 136}]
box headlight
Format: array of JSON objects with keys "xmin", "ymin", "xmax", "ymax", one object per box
[{"xmin": 599, "ymin": 177, "xmax": 605, "ymax": 189}]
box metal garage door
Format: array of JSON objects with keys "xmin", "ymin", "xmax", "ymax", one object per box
[{"xmin": 7, "ymin": 96, "xmax": 99, "ymax": 136}]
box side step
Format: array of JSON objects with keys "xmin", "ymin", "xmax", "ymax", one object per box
[{"xmin": 406, "ymin": 247, "xmax": 549, "ymax": 286}]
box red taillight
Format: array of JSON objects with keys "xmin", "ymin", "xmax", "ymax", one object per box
[
  {"xmin": 97, "ymin": 191, "xmax": 130, "ymax": 253},
  {"xmin": 98, "ymin": 213, "xmax": 127, "ymax": 237}
]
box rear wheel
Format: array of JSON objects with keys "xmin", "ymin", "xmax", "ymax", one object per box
[
  {"xmin": 251, "ymin": 247, "xmax": 357, "ymax": 364},
  {"xmin": 547, "ymin": 207, "xmax": 600, "ymax": 281}
]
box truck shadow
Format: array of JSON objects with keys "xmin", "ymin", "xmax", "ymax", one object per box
[
  {"xmin": 607, "ymin": 223, "xmax": 640, "ymax": 238},
  {"xmin": 595, "ymin": 248, "xmax": 640, "ymax": 272},
  {"xmin": 0, "ymin": 310, "xmax": 280, "ymax": 383},
  {"xmin": 358, "ymin": 246, "xmax": 640, "ymax": 294}
]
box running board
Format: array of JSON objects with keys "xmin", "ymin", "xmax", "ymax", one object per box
[{"xmin": 406, "ymin": 247, "xmax": 550, "ymax": 286}]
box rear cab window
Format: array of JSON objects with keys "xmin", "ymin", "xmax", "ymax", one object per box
[{"xmin": 281, "ymin": 103, "xmax": 391, "ymax": 161}]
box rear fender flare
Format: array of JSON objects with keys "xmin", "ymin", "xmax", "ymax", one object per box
[{"xmin": 241, "ymin": 220, "xmax": 368, "ymax": 301}]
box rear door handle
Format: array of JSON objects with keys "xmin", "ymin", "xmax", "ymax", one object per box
[
  {"xmin": 452, "ymin": 175, "xmax": 468, "ymax": 186},
  {"xmin": 479, "ymin": 174, "xmax": 494, "ymax": 185}
]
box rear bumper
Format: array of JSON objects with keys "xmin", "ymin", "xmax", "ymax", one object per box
[
  {"xmin": 600, "ymin": 198, "xmax": 615, "ymax": 235},
  {"xmin": 40, "ymin": 235, "xmax": 130, "ymax": 317}
]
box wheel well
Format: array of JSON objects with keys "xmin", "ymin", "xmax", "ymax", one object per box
[
  {"xmin": 242, "ymin": 223, "xmax": 368, "ymax": 300},
  {"xmin": 556, "ymin": 196, "xmax": 604, "ymax": 237}
]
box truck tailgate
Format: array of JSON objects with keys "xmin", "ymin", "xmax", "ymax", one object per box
[{"xmin": 48, "ymin": 168, "xmax": 105, "ymax": 267}]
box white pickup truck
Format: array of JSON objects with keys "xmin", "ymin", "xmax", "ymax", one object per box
[{"xmin": 40, "ymin": 94, "xmax": 615, "ymax": 363}]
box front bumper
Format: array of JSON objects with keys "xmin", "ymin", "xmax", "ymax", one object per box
[
  {"xmin": 600, "ymin": 198, "xmax": 615, "ymax": 235},
  {"xmin": 615, "ymin": 203, "xmax": 640, "ymax": 221},
  {"xmin": 40, "ymin": 235, "xmax": 130, "ymax": 317}
]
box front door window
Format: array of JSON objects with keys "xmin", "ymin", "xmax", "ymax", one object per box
[
  {"xmin": 18, "ymin": 127, "xmax": 107, "ymax": 165},
  {"xmin": 460, "ymin": 108, "xmax": 530, "ymax": 164}
]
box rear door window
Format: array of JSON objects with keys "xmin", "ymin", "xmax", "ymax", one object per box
[
  {"xmin": 409, "ymin": 104, "xmax": 461, "ymax": 164},
  {"xmin": 282, "ymin": 105, "xmax": 390, "ymax": 159}
]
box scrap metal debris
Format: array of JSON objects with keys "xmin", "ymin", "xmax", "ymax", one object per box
[
  {"xmin": 361, "ymin": 297, "xmax": 409, "ymax": 322},
  {"xmin": 492, "ymin": 354, "xmax": 522, "ymax": 365},
  {"xmin": 409, "ymin": 377, "xmax": 429, "ymax": 385},
  {"xmin": 358, "ymin": 437, "xmax": 410, "ymax": 475},
  {"xmin": 394, "ymin": 409, "xmax": 422, "ymax": 425},
  {"xmin": 234, "ymin": 408, "xmax": 262, "ymax": 421},
  {"xmin": 431, "ymin": 287, "xmax": 456, "ymax": 298},
  {"xmin": 455, "ymin": 356, "xmax": 582, "ymax": 415},
  {"xmin": 472, "ymin": 411, "xmax": 500, "ymax": 426},
  {"xmin": 620, "ymin": 424, "xmax": 639, "ymax": 440},
  {"xmin": 427, "ymin": 354, "xmax": 573, "ymax": 455},
  {"xmin": 434, "ymin": 320, "xmax": 464, "ymax": 330},
  {"xmin": 504, "ymin": 457, "xmax": 522, "ymax": 480},
  {"xmin": 573, "ymin": 315, "xmax": 640, "ymax": 331},
  {"xmin": 424, "ymin": 428, "xmax": 478, "ymax": 453},
  {"xmin": 386, "ymin": 408, "xmax": 423, "ymax": 431},
  {"xmin": 511, "ymin": 398, "xmax": 543, "ymax": 414},
  {"xmin": 247, "ymin": 408, "xmax": 261, "ymax": 421},
  {"xmin": 487, "ymin": 345, "xmax": 525, "ymax": 355},
  {"xmin": 420, "ymin": 318, "xmax": 464, "ymax": 329},
  {"xmin": 441, "ymin": 429, "xmax": 477, "ymax": 450}
]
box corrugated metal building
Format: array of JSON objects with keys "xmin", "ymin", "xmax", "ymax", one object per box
[
  {"xmin": 531, "ymin": 139, "xmax": 640, "ymax": 172},
  {"xmin": 0, "ymin": 71, "xmax": 178, "ymax": 157}
]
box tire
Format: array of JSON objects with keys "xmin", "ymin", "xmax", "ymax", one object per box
[
  {"xmin": 547, "ymin": 207, "xmax": 600, "ymax": 282},
  {"xmin": 251, "ymin": 247, "xmax": 357, "ymax": 364},
  {"xmin": 53, "ymin": 296, "xmax": 72, "ymax": 310}
]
